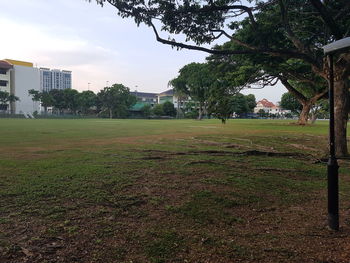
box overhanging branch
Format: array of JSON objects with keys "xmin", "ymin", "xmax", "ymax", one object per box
[{"xmin": 150, "ymin": 22, "xmax": 320, "ymax": 67}]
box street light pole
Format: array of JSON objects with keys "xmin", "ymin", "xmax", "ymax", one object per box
[
  {"xmin": 326, "ymin": 53, "xmax": 339, "ymax": 231},
  {"xmin": 322, "ymin": 37, "xmax": 350, "ymax": 231}
]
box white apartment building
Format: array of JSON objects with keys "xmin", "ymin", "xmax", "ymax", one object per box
[{"xmin": 40, "ymin": 68, "xmax": 72, "ymax": 91}]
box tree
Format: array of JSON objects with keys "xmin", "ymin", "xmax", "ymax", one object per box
[
  {"xmin": 92, "ymin": 0, "xmax": 350, "ymax": 155},
  {"xmin": 170, "ymin": 63, "xmax": 214, "ymax": 120},
  {"xmin": 63, "ymin": 89, "xmax": 80, "ymax": 114},
  {"xmin": 77, "ymin": 90, "xmax": 97, "ymax": 114},
  {"xmin": 162, "ymin": 101, "xmax": 176, "ymax": 117},
  {"xmin": 0, "ymin": 91, "xmax": 19, "ymax": 113},
  {"xmin": 208, "ymin": 89, "xmax": 250, "ymax": 123},
  {"xmin": 49, "ymin": 89, "xmax": 66, "ymax": 114},
  {"xmin": 231, "ymin": 94, "xmax": 249, "ymax": 115},
  {"xmin": 280, "ymin": 92, "xmax": 302, "ymax": 115},
  {"xmin": 245, "ymin": 94, "xmax": 257, "ymax": 113},
  {"xmin": 171, "ymin": 83, "xmax": 188, "ymax": 119},
  {"xmin": 140, "ymin": 104, "xmax": 152, "ymax": 118},
  {"xmin": 207, "ymin": 39, "xmax": 328, "ymax": 126},
  {"xmin": 28, "ymin": 89, "xmax": 41, "ymax": 112},
  {"xmin": 40, "ymin": 92, "xmax": 54, "ymax": 114},
  {"xmin": 208, "ymin": 94, "xmax": 234, "ymax": 124},
  {"xmin": 152, "ymin": 104, "xmax": 164, "ymax": 117},
  {"xmin": 310, "ymin": 99, "xmax": 329, "ymax": 124},
  {"xmin": 97, "ymin": 84, "xmax": 136, "ymax": 118}
]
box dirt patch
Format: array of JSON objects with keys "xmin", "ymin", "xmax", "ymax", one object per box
[
  {"xmin": 289, "ymin": 143, "xmax": 320, "ymax": 152},
  {"xmin": 142, "ymin": 149, "xmax": 310, "ymax": 158}
]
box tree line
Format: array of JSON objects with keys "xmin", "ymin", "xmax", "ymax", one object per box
[{"xmin": 28, "ymin": 84, "xmax": 136, "ymax": 118}]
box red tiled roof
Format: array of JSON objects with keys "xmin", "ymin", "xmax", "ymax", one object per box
[{"xmin": 257, "ymin": 98, "xmax": 275, "ymax": 108}]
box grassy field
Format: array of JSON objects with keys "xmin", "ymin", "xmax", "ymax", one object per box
[{"xmin": 1, "ymin": 118, "xmax": 350, "ymax": 263}]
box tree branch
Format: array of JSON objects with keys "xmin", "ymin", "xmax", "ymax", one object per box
[
  {"xmin": 278, "ymin": 0, "xmax": 310, "ymax": 55},
  {"xmin": 150, "ymin": 22, "xmax": 320, "ymax": 67},
  {"xmin": 279, "ymin": 77, "xmax": 308, "ymax": 104},
  {"xmin": 309, "ymin": 0, "xmax": 343, "ymax": 39}
]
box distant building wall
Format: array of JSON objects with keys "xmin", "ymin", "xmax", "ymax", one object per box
[{"xmin": 12, "ymin": 65, "xmax": 40, "ymax": 114}]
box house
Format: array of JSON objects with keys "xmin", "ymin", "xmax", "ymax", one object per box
[{"xmin": 254, "ymin": 98, "xmax": 291, "ymax": 115}]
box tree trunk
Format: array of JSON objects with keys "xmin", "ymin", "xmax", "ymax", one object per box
[
  {"xmin": 176, "ymin": 98, "xmax": 182, "ymax": 119},
  {"xmin": 334, "ymin": 78, "xmax": 349, "ymax": 156},
  {"xmin": 298, "ymin": 102, "xmax": 312, "ymax": 125},
  {"xmin": 310, "ymin": 112, "xmax": 317, "ymax": 124},
  {"xmin": 109, "ymin": 108, "xmax": 113, "ymax": 119},
  {"xmin": 198, "ymin": 103, "xmax": 203, "ymax": 120}
]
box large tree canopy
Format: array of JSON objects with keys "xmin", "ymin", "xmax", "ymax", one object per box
[
  {"xmin": 97, "ymin": 84, "xmax": 137, "ymax": 118},
  {"xmin": 170, "ymin": 62, "xmax": 215, "ymax": 120},
  {"xmin": 92, "ymin": 0, "xmax": 350, "ymax": 156}
]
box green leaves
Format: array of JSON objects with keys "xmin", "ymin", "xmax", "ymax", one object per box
[{"xmin": 97, "ymin": 83, "xmax": 136, "ymax": 118}]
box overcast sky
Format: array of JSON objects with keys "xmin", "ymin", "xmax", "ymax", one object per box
[{"xmin": 0, "ymin": 0, "xmax": 286, "ymax": 103}]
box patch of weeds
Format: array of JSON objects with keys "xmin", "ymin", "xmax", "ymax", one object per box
[
  {"xmin": 149, "ymin": 196, "xmax": 165, "ymax": 205},
  {"xmin": 100, "ymin": 226, "xmax": 114, "ymax": 237},
  {"xmin": 0, "ymin": 217, "xmax": 9, "ymax": 224},
  {"xmin": 46, "ymin": 226, "xmax": 62, "ymax": 236},
  {"xmin": 210, "ymin": 167, "xmax": 324, "ymax": 205},
  {"xmin": 227, "ymin": 244, "xmax": 251, "ymax": 259},
  {"xmin": 95, "ymin": 239, "xmax": 102, "ymax": 244},
  {"xmin": 168, "ymin": 190, "xmax": 242, "ymax": 225},
  {"xmin": 66, "ymin": 225, "xmax": 79, "ymax": 234},
  {"xmin": 112, "ymin": 247, "xmax": 128, "ymax": 261},
  {"xmin": 42, "ymin": 205, "xmax": 67, "ymax": 219},
  {"xmin": 144, "ymin": 230, "xmax": 185, "ymax": 263},
  {"xmin": 0, "ymin": 239, "xmax": 10, "ymax": 248}
]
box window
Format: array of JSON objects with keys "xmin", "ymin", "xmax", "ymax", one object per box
[
  {"xmin": 0, "ymin": 69, "xmax": 7, "ymax": 75},
  {"xmin": 0, "ymin": 80, "xmax": 7, "ymax": 87}
]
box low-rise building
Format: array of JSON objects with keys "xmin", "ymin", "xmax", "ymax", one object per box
[
  {"xmin": 3, "ymin": 59, "xmax": 41, "ymax": 114},
  {"xmin": 131, "ymin": 91, "xmax": 158, "ymax": 106},
  {"xmin": 158, "ymin": 89, "xmax": 174, "ymax": 104},
  {"xmin": 254, "ymin": 98, "xmax": 291, "ymax": 115}
]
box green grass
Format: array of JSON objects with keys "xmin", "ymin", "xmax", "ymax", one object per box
[{"xmin": 0, "ymin": 118, "xmax": 349, "ymax": 263}]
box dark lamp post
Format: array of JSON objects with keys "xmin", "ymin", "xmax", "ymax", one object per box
[{"xmin": 322, "ymin": 37, "xmax": 350, "ymax": 231}]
